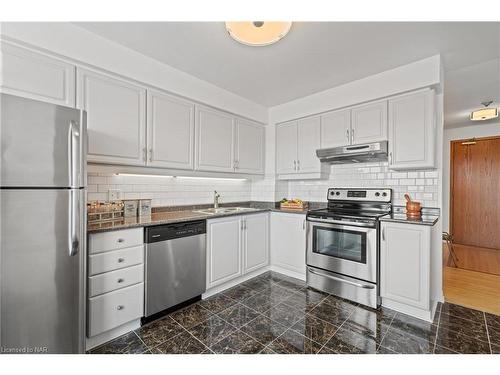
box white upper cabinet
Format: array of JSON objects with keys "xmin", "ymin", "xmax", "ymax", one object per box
[
  {"xmin": 388, "ymin": 89, "xmax": 436, "ymax": 170},
  {"xmin": 276, "ymin": 121, "xmax": 298, "ymax": 174},
  {"xmin": 235, "ymin": 118, "xmax": 265, "ymax": 174},
  {"xmin": 350, "ymin": 100, "xmax": 388, "ymax": 144},
  {"xmin": 320, "ymin": 109, "xmax": 351, "ymax": 149},
  {"xmin": 297, "ymin": 116, "xmax": 322, "ymax": 173},
  {"xmin": 0, "ymin": 41, "xmax": 75, "ymax": 107},
  {"xmin": 77, "ymin": 68, "xmax": 146, "ymax": 166},
  {"xmin": 195, "ymin": 105, "xmax": 235, "ymax": 173},
  {"xmin": 147, "ymin": 90, "xmax": 195, "ymax": 170}
]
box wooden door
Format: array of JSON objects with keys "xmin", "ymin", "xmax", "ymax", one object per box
[
  {"xmin": 147, "ymin": 89, "xmax": 195, "ymax": 170},
  {"xmin": 451, "ymin": 137, "xmax": 500, "ymax": 251}
]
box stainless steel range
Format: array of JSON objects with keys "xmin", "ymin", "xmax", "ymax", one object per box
[{"xmin": 306, "ymin": 188, "xmax": 392, "ymax": 308}]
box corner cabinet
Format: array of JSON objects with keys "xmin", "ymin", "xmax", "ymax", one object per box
[
  {"xmin": 147, "ymin": 89, "xmax": 195, "ymax": 170},
  {"xmin": 380, "ymin": 221, "xmax": 435, "ymax": 322},
  {"xmin": 388, "ymin": 89, "xmax": 436, "ymax": 170},
  {"xmin": 270, "ymin": 212, "xmax": 307, "ymax": 277},
  {"xmin": 276, "ymin": 117, "xmax": 328, "ymax": 180},
  {"xmin": 235, "ymin": 118, "xmax": 265, "ymax": 174},
  {"xmin": 0, "ymin": 41, "xmax": 76, "ymax": 107},
  {"xmin": 77, "ymin": 68, "xmax": 147, "ymax": 166},
  {"xmin": 206, "ymin": 213, "xmax": 269, "ymax": 290}
]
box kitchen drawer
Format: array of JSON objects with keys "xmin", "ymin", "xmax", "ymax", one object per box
[
  {"xmin": 89, "ymin": 228, "xmax": 143, "ymax": 254},
  {"xmin": 88, "ymin": 283, "xmax": 144, "ymax": 337},
  {"xmin": 89, "ymin": 245, "xmax": 144, "ymax": 275},
  {"xmin": 89, "ymin": 264, "xmax": 144, "ymax": 297}
]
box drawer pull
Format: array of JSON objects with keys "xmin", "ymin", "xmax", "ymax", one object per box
[
  {"xmin": 117, "ymin": 258, "xmax": 125, "ymax": 263},
  {"xmin": 117, "ymin": 278, "xmax": 124, "ymax": 283},
  {"xmin": 117, "ymin": 305, "xmax": 124, "ymax": 310},
  {"xmin": 117, "ymin": 238, "xmax": 125, "ymax": 243}
]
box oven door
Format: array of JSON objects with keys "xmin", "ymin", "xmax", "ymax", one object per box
[{"xmin": 306, "ymin": 219, "xmax": 377, "ymax": 283}]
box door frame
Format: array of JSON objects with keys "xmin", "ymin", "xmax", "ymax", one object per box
[{"xmin": 449, "ymin": 135, "xmax": 500, "ymax": 238}]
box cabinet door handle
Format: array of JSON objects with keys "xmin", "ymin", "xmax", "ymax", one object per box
[
  {"xmin": 117, "ymin": 278, "xmax": 124, "ymax": 283},
  {"xmin": 303, "ymin": 220, "xmax": 306, "ymax": 230},
  {"xmin": 143, "ymin": 147, "xmax": 147, "ymax": 161},
  {"xmin": 149, "ymin": 148, "xmax": 153, "ymax": 162},
  {"xmin": 117, "ymin": 305, "xmax": 124, "ymax": 310},
  {"xmin": 346, "ymin": 129, "xmax": 350, "ymax": 142},
  {"xmin": 382, "ymin": 227, "xmax": 385, "ymax": 241},
  {"xmin": 389, "ymin": 152, "xmax": 393, "ymax": 165},
  {"xmin": 351, "ymin": 128, "xmax": 355, "ymax": 143},
  {"xmin": 117, "ymin": 238, "xmax": 125, "ymax": 243},
  {"xmin": 297, "ymin": 160, "xmax": 300, "ymax": 171},
  {"xmin": 117, "ymin": 258, "xmax": 125, "ymax": 263},
  {"xmin": 293, "ymin": 160, "xmax": 297, "ymax": 171}
]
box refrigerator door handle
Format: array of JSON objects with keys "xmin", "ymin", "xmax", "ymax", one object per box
[
  {"xmin": 69, "ymin": 190, "xmax": 80, "ymax": 256},
  {"xmin": 68, "ymin": 120, "xmax": 81, "ymax": 188}
]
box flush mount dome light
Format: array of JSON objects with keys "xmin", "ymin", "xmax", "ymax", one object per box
[
  {"xmin": 225, "ymin": 21, "xmax": 292, "ymax": 46},
  {"xmin": 470, "ymin": 101, "xmax": 499, "ymax": 121}
]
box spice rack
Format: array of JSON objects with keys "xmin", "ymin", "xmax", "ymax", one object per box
[{"xmin": 87, "ymin": 201, "xmax": 125, "ymax": 224}]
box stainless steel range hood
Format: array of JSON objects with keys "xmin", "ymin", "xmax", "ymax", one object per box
[{"xmin": 316, "ymin": 141, "xmax": 388, "ymax": 164}]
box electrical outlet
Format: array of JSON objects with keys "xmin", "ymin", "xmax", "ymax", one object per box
[{"xmin": 108, "ymin": 189, "xmax": 121, "ymax": 201}]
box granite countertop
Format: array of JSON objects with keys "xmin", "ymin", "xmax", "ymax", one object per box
[
  {"xmin": 379, "ymin": 206, "xmax": 440, "ymax": 226},
  {"xmin": 87, "ymin": 203, "xmax": 311, "ymax": 233}
]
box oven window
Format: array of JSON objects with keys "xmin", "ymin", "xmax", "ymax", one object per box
[{"xmin": 312, "ymin": 226, "xmax": 367, "ymax": 264}]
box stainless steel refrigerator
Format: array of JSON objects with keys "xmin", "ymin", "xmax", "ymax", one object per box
[{"xmin": 0, "ymin": 94, "xmax": 87, "ymax": 354}]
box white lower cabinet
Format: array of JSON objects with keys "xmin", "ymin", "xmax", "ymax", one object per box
[
  {"xmin": 206, "ymin": 213, "xmax": 269, "ymax": 290},
  {"xmin": 270, "ymin": 212, "xmax": 307, "ymax": 277},
  {"xmin": 87, "ymin": 228, "xmax": 144, "ymax": 349},
  {"xmin": 380, "ymin": 221, "xmax": 434, "ymax": 321}
]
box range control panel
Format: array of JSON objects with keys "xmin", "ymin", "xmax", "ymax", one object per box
[{"xmin": 327, "ymin": 188, "xmax": 392, "ymax": 203}]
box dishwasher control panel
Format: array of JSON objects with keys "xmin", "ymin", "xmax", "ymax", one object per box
[{"xmin": 146, "ymin": 220, "xmax": 206, "ymax": 243}]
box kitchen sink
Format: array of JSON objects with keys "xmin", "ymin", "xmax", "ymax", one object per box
[{"xmin": 194, "ymin": 207, "xmax": 256, "ymax": 215}]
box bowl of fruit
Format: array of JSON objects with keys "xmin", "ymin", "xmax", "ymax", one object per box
[{"xmin": 279, "ymin": 198, "xmax": 308, "ymax": 210}]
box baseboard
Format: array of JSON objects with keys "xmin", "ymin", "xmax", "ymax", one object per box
[
  {"xmin": 202, "ymin": 266, "xmax": 270, "ymax": 299},
  {"xmin": 269, "ymin": 265, "xmax": 306, "ymax": 281},
  {"xmin": 382, "ymin": 298, "xmax": 434, "ymax": 322},
  {"xmin": 86, "ymin": 319, "xmax": 141, "ymax": 351}
]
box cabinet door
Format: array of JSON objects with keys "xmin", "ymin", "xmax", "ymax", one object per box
[
  {"xmin": 207, "ymin": 216, "xmax": 242, "ymax": 288},
  {"xmin": 388, "ymin": 89, "xmax": 435, "ymax": 170},
  {"xmin": 243, "ymin": 213, "xmax": 269, "ymax": 273},
  {"xmin": 380, "ymin": 222, "xmax": 430, "ymax": 309},
  {"xmin": 195, "ymin": 106, "xmax": 235, "ymax": 172},
  {"xmin": 320, "ymin": 109, "xmax": 351, "ymax": 148},
  {"xmin": 351, "ymin": 100, "xmax": 388, "ymax": 144},
  {"xmin": 275, "ymin": 121, "xmax": 298, "ymax": 174},
  {"xmin": 270, "ymin": 213, "xmax": 306, "ymax": 275},
  {"xmin": 235, "ymin": 118, "xmax": 265, "ymax": 174},
  {"xmin": 77, "ymin": 68, "xmax": 146, "ymax": 166},
  {"xmin": 297, "ymin": 116, "xmax": 322, "ymax": 173},
  {"xmin": 0, "ymin": 41, "xmax": 75, "ymax": 107},
  {"xmin": 147, "ymin": 90, "xmax": 195, "ymax": 170}
]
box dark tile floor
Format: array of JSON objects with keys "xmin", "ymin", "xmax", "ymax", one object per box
[{"xmin": 90, "ymin": 271, "xmax": 499, "ymax": 354}]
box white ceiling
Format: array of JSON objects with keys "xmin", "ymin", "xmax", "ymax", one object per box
[{"xmin": 75, "ymin": 22, "xmax": 500, "ymax": 127}]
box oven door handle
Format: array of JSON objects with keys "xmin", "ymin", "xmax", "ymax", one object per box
[
  {"xmin": 307, "ymin": 217, "xmax": 376, "ymax": 228},
  {"xmin": 307, "ymin": 268, "xmax": 375, "ymax": 289}
]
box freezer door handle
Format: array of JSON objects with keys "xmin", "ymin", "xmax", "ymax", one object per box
[
  {"xmin": 68, "ymin": 120, "xmax": 81, "ymax": 188},
  {"xmin": 69, "ymin": 189, "xmax": 80, "ymax": 256}
]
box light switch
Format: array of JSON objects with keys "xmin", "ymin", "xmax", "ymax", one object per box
[{"xmin": 108, "ymin": 189, "xmax": 121, "ymax": 201}]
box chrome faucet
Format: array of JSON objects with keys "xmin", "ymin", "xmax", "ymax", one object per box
[{"xmin": 214, "ymin": 190, "xmax": 221, "ymax": 209}]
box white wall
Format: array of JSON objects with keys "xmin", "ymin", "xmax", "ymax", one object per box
[
  {"xmin": 442, "ymin": 121, "xmax": 500, "ymax": 232},
  {"xmin": 0, "ymin": 22, "xmax": 268, "ymax": 123}
]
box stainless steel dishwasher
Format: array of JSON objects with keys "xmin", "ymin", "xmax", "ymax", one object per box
[{"xmin": 144, "ymin": 220, "xmax": 206, "ymax": 318}]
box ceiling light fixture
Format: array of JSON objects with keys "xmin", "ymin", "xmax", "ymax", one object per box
[
  {"xmin": 470, "ymin": 101, "xmax": 498, "ymax": 121},
  {"xmin": 225, "ymin": 21, "xmax": 292, "ymax": 46}
]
